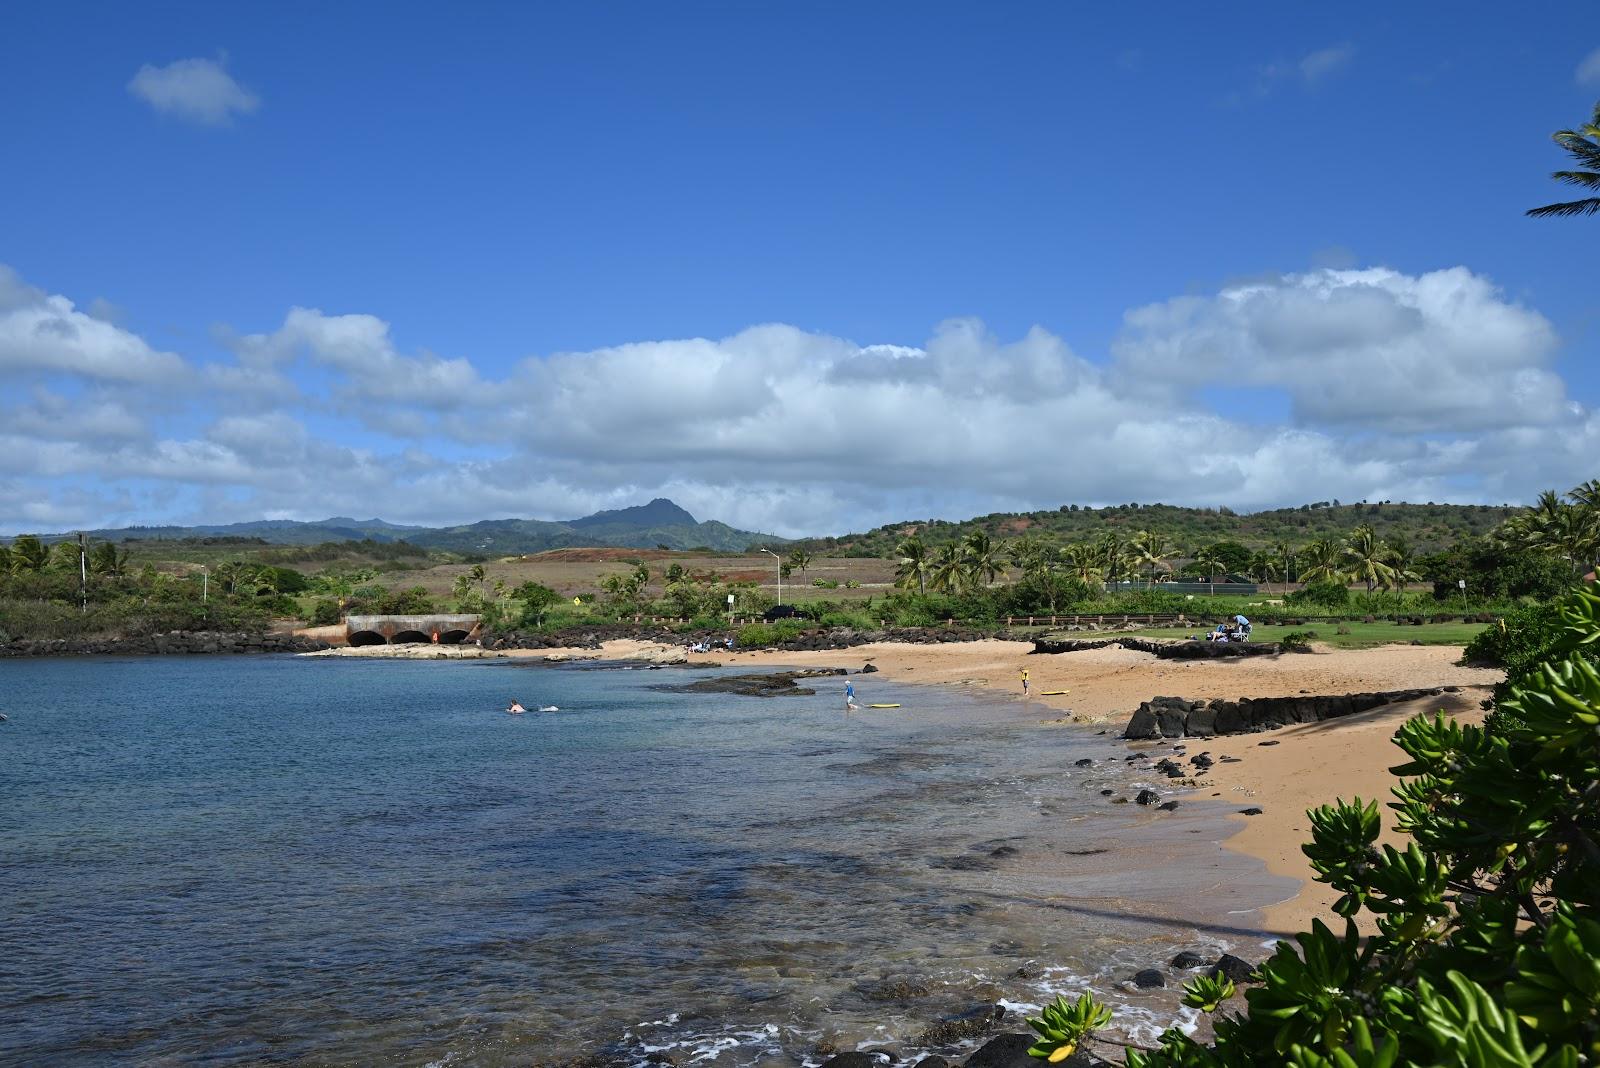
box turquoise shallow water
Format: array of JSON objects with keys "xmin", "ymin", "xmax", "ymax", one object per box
[{"xmin": 0, "ymin": 655, "xmax": 1277, "ymax": 1066}]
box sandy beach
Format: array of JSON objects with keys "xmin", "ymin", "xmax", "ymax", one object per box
[{"xmin": 522, "ymin": 636, "xmax": 1504, "ymax": 940}]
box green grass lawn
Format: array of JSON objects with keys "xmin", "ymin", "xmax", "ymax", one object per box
[{"xmin": 1105, "ymin": 620, "xmax": 1487, "ymax": 650}]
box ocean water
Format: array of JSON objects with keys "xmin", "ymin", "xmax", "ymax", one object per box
[{"xmin": 0, "ymin": 656, "xmax": 1284, "ymax": 1067}]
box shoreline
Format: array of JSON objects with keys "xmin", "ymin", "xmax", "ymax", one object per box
[{"xmin": 664, "ymin": 636, "xmax": 1502, "ymax": 940}]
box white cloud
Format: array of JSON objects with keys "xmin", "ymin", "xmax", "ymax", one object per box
[
  {"xmin": 235, "ymin": 307, "xmax": 488, "ymax": 408},
  {"xmin": 1111, "ymin": 266, "xmax": 1564, "ymax": 433},
  {"xmin": 128, "ymin": 55, "xmax": 259, "ymax": 126},
  {"xmin": 1300, "ymin": 44, "xmax": 1355, "ymax": 84},
  {"xmin": 0, "ymin": 265, "xmax": 187, "ymax": 383},
  {"xmin": 1578, "ymin": 47, "xmax": 1600, "ymax": 86},
  {"xmin": 0, "ymin": 263, "xmax": 1594, "ymax": 537}
]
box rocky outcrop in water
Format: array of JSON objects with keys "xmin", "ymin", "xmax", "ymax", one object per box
[
  {"xmin": 668, "ymin": 668, "xmax": 846, "ymax": 697},
  {"xmin": 1123, "ymin": 687, "xmax": 1464, "ymax": 739},
  {"xmin": 0, "ymin": 631, "xmax": 331, "ymax": 658},
  {"xmin": 1031, "ymin": 636, "xmax": 1278, "ymax": 659}
]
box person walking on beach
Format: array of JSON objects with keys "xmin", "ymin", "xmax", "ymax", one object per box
[{"xmin": 1020, "ymin": 669, "xmax": 1029, "ymax": 696}]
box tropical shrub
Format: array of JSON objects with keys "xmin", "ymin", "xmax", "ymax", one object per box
[
  {"xmin": 1040, "ymin": 587, "xmax": 1600, "ymax": 1066},
  {"xmin": 1288, "ymin": 581, "xmax": 1352, "ymax": 608}
]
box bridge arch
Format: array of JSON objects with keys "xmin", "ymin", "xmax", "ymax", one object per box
[
  {"xmin": 349, "ymin": 630, "xmax": 386, "ymax": 647},
  {"xmin": 440, "ymin": 629, "xmax": 472, "ymax": 644},
  {"xmin": 390, "ymin": 629, "xmax": 431, "ymax": 645}
]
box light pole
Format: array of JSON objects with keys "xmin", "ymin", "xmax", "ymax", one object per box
[
  {"xmin": 760, "ymin": 548, "xmax": 782, "ymax": 606},
  {"xmin": 201, "ymin": 565, "xmax": 208, "ymax": 602}
]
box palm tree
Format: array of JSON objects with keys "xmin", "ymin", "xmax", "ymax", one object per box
[
  {"xmin": 89, "ymin": 541, "xmax": 130, "ymax": 577},
  {"xmin": 8, "ymin": 535, "xmax": 50, "ymax": 573},
  {"xmin": 1131, "ymin": 530, "xmax": 1174, "ymax": 589},
  {"xmin": 1298, "ymin": 537, "xmax": 1344, "ymax": 584},
  {"xmin": 894, "ymin": 535, "xmax": 930, "ymax": 595},
  {"xmin": 964, "ymin": 531, "xmax": 1003, "ymax": 587},
  {"xmin": 468, "ymin": 563, "xmax": 488, "ymax": 596},
  {"xmin": 1274, "ymin": 540, "xmax": 1296, "ymax": 594},
  {"xmin": 1569, "ymin": 479, "xmax": 1600, "ymax": 510},
  {"xmin": 1249, "ymin": 550, "xmax": 1281, "ymax": 591},
  {"xmin": 931, "ymin": 543, "xmax": 967, "ymax": 593},
  {"xmin": 1386, "ymin": 534, "xmax": 1422, "ymax": 603},
  {"xmin": 1095, "ymin": 533, "xmax": 1127, "ymax": 590},
  {"xmin": 1527, "ymin": 103, "xmax": 1600, "ymax": 218},
  {"xmin": 1062, "ymin": 543, "xmax": 1103, "ymax": 587},
  {"xmin": 0, "ymin": 544, "xmax": 9, "ymax": 574},
  {"xmin": 1191, "ymin": 544, "xmax": 1225, "ymax": 595},
  {"xmin": 787, "ymin": 548, "xmax": 813, "ymax": 579},
  {"xmin": 1342, "ymin": 524, "xmax": 1397, "ymax": 594},
  {"xmin": 1008, "ymin": 535, "xmax": 1049, "ymax": 581}
]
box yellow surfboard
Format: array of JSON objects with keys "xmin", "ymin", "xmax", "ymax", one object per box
[
  {"xmin": 868, "ymin": 703, "xmax": 901, "ymax": 708},
  {"xmin": 1041, "ymin": 690, "xmax": 1071, "ymax": 696}
]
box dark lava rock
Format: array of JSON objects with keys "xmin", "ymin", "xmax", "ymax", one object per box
[
  {"xmin": 1221, "ymin": 756, "xmax": 1242, "ymax": 763},
  {"xmin": 930, "ymin": 855, "xmax": 996, "ymax": 872},
  {"xmin": 988, "ymin": 845, "xmax": 1020, "ymax": 859},
  {"xmin": 1257, "ymin": 739, "xmax": 1280, "ymax": 747},
  {"xmin": 1157, "ymin": 801, "xmax": 1181, "ymax": 812},
  {"xmin": 675, "ymin": 672, "xmax": 818, "ymax": 697},
  {"xmin": 1099, "ymin": 789, "xmax": 1114, "ymax": 796},
  {"xmin": 913, "ymin": 1058, "xmax": 950, "ymax": 1068},
  {"xmin": 821, "ymin": 1054, "xmax": 887, "ymax": 1068},
  {"xmin": 1210, "ymin": 953, "xmax": 1258, "ymax": 982},
  {"xmin": 1240, "ymin": 807, "xmax": 1264, "ymax": 816},
  {"xmin": 861, "ymin": 975, "xmax": 931, "ymax": 1002},
  {"xmin": 862, "ymin": 663, "xmax": 879, "ymax": 673},
  {"xmin": 963, "ymin": 1034, "xmax": 1108, "ymax": 1068},
  {"xmin": 1111, "ymin": 796, "xmax": 1129, "ymax": 804},
  {"xmin": 1133, "ymin": 968, "xmax": 1166, "ymax": 988},
  {"xmin": 916, "ymin": 1004, "xmax": 1006, "ymax": 1046},
  {"xmin": 1074, "ymin": 758, "xmax": 1093, "ymax": 767},
  {"xmin": 961, "ymin": 1034, "xmax": 1035, "ymax": 1068},
  {"xmin": 1135, "ymin": 789, "xmax": 1161, "ymax": 805},
  {"xmin": 1170, "ymin": 950, "xmax": 1206, "ymax": 969}
]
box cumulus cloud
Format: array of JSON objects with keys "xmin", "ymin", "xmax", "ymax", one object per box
[
  {"xmin": 0, "ymin": 265, "xmax": 187, "ymax": 383},
  {"xmin": 234, "ymin": 307, "xmax": 488, "ymax": 409},
  {"xmin": 0, "ymin": 263, "xmax": 1593, "ymax": 536},
  {"xmin": 128, "ymin": 55, "xmax": 259, "ymax": 126},
  {"xmin": 1112, "ymin": 267, "xmax": 1564, "ymax": 433}
]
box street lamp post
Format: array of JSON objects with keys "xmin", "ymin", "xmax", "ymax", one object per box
[
  {"xmin": 760, "ymin": 548, "xmax": 782, "ymax": 606},
  {"xmin": 201, "ymin": 565, "xmax": 208, "ymax": 602}
]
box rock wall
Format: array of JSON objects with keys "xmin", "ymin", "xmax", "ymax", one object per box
[
  {"xmin": 1032, "ymin": 636, "xmax": 1281, "ymax": 659},
  {"xmin": 1123, "ymin": 686, "xmax": 1463, "ymax": 739},
  {"xmin": 1, "ymin": 631, "xmax": 332, "ymax": 658}
]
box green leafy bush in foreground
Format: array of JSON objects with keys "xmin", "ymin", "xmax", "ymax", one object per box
[{"xmin": 1034, "ymin": 587, "xmax": 1600, "ymax": 1066}]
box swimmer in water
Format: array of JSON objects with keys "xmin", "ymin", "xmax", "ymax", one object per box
[{"xmin": 507, "ymin": 700, "xmax": 526, "ymax": 714}]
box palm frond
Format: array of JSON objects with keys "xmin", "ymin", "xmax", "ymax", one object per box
[
  {"xmin": 1526, "ymin": 197, "xmax": 1600, "ymax": 218},
  {"xmin": 1551, "ymin": 169, "xmax": 1600, "ymax": 188}
]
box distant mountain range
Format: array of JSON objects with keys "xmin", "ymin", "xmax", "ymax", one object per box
[{"xmin": 33, "ymin": 499, "xmax": 786, "ymax": 555}]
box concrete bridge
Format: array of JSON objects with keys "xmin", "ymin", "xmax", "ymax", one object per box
[{"xmin": 346, "ymin": 614, "xmax": 483, "ymax": 647}]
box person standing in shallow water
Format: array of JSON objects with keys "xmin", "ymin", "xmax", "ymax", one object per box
[
  {"xmin": 1020, "ymin": 669, "xmax": 1029, "ymax": 696},
  {"xmin": 844, "ymin": 680, "xmax": 858, "ymax": 710}
]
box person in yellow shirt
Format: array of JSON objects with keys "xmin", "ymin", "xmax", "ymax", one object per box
[{"xmin": 1020, "ymin": 669, "xmax": 1030, "ymax": 696}]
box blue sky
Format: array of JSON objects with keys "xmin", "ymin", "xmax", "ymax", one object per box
[{"xmin": 2, "ymin": 3, "xmax": 1597, "ymax": 536}]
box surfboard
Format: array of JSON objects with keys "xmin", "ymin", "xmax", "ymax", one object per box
[
  {"xmin": 1041, "ymin": 690, "xmax": 1071, "ymax": 696},
  {"xmin": 867, "ymin": 703, "xmax": 901, "ymax": 708}
]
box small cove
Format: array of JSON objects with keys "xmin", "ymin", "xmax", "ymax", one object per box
[{"xmin": 0, "ymin": 655, "xmax": 1291, "ymax": 1066}]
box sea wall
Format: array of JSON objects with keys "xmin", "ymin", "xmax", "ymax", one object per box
[
  {"xmin": 1032, "ymin": 636, "xmax": 1280, "ymax": 659},
  {"xmin": 1123, "ymin": 686, "xmax": 1464, "ymax": 739},
  {"xmin": 1, "ymin": 631, "xmax": 333, "ymax": 657}
]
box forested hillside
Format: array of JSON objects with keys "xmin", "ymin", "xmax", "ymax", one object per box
[{"xmin": 800, "ymin": 500, "xmax": 1522, "ymax": 557}]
